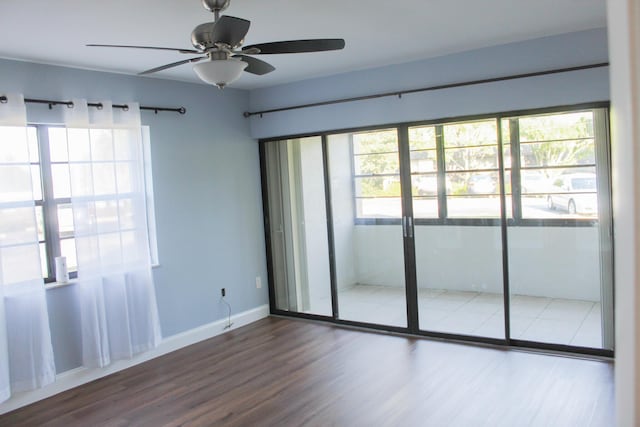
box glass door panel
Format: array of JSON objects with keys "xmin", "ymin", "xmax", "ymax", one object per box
[
  {"xmin": 411, "ymin": 121, "xmax": 505, "ymax": 339},
  {"xmin": 261, "ymin": 106, "xmax": 614, "ymax": 354},
  {"xmin": 503, "ymin": 109, "xmax": 613, "ymax": 349},
  {"xmin": 263, "ymin": 137, "xmax": 332, "ymax": 316},
  {"xmin": 327, "ymin": 130, "xmax": 407, "ymax": 327}
]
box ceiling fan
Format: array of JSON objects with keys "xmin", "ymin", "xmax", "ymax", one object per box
[{"xmin": 87, "ymin": 0, "xmax": 345, "ymax": 88}]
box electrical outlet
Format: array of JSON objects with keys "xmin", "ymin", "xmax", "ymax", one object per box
[
  {"xmin": 255, "ymin": 276, "xmax": 262, "ymax": 289},
  {"xmin": 221, "ymin": 288, "xmax": 226, "ymax": 297}
]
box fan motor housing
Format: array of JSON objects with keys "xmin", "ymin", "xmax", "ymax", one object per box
[{"xmin": 191, "ymin": 22, "xmax": 218, "ymax": 50}]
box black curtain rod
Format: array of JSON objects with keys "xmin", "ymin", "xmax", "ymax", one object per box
[
  {"xmin": 0, "ymin": 95, "xmax": 186, "ymax": 115},
  {"xmin": 243, "ymin": 62, "xmax": 609, "ymax": 118}
]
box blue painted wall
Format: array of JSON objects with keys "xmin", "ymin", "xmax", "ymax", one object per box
[
  {"xmin": 0, "ymin": 58, "xmax": 269, "ymax": 373},
  {"xmin": 248, "ymin": 28, "xmax": 609, "ymax": 139},
  {"xmin": 0, "ymin": 27, "xmax": 611, "ymax": 374}
]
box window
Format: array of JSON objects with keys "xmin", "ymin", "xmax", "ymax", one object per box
[
  {"xmin": 409, "ymin": 126, "xmax": 439, "ymax": 218},
  {"xmin": 348, "ymin": 105, "xmax": 607, "ymax": 224},
  {"xmin": 1, "ymin": 124, "xmax": 158, "ymax": 283},
  {"xmin": 504, "ymin": 110, "xmax": 599, "ymax": 220},
  {"xmin": 352, "ymin": 129, "xmax": 401, "ymax": 219},
  {"xmin": 442, "ymin": 119, "xmax": 500, "ymax": 218}
]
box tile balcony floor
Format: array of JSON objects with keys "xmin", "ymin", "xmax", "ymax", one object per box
[{"xmin": 311, "ymin": 284, "xmax": 603, "ymax": 348}]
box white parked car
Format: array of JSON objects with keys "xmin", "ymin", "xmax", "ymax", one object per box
[{"xmin": 546, "ymin": 173, "xmax": 598, "ymax": 215}]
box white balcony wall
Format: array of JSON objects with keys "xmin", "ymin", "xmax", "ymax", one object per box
[{"xmin": 336, "ymin": 225, "xmax": 601, "ymax": 301}]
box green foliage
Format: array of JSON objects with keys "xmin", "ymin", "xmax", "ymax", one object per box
[
  {"xmin": 408, "ymin": 127, "xmax": 436, "ymax": 150},
  {"xmin": 353, "ymin": 130, "xmax": 398, "ymax": 154},
  {"xmin": 444, "ymin": 120, "xmax": 498, "ymax": 148},
  {"xmin": 353, "ymin": 112, "xmax": 595, "ymax": 198},
  {"xmin": 517, "ymin": 113, "xmax": 595, "ymax": 175},
  {"xmin": 361, "ymin": 180, "xmax": 401, "ymax": 197},
  {"xmin": 444, "ymin": 120, "xmax": 498, "ymax": 173},
  {"xmin": 354, "ymin": 130, "xmax": 399, "ymax": 196}
]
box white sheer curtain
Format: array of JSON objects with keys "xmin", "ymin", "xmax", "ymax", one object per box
[
  {"xmin": 65, "ymin": 100, "xmax": 161, "ymax": 368},
  {"xmin": 0, "ymin": 94, "xmax": 56, "ymax": 403}
]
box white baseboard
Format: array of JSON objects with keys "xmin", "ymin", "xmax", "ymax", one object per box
[{"xmin": 0, "ymin": 304, "xmax": 270, "ymax": 415}]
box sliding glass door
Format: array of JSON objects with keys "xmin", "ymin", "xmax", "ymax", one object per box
[
  {"xmin": 502, "ymin": 109, "xmax": 613, "ymax": 349},
  {"xmin": 263, "ymin": 137, "xmax": 332, "ymax": 316},
  {"xmin": 263, "ymin": 130, "xmax": 411, "ymax": 328},
  {"xmin": 326, "ymin": 130, "xmax": 408, "ymax": 328},
  {"xmin": 409, "ymin": 120, "xmax": 506, "ymax": 338},
  {"xmin": 261, "ymin": 104, "xmax": 614, "ymax": 354}
]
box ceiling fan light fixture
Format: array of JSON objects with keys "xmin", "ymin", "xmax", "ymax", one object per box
[
  {"xmin": 193, "ymin": 58, "xmax": 248, "ymax": 88},
  {"xmin": 87, "ymin": 0, "xmax": 346, "ymax": 86}
]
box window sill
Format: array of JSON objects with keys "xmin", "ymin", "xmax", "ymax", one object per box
[
  {"xmin": 44, "ymin": 264, "xmax": 160, "ymax": 291},
  {"xmin": 45, "ymin": 279, "xmax": 77, "ymax": 290}
]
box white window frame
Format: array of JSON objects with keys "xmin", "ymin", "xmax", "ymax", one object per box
[{"xmin": 16, "ymin": 123, "xmax": 159, "ymax": 284}]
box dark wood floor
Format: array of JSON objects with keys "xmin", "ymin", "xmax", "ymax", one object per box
[{"xmin": 0, "ymin": 317, "xmax": 613, "ymax": 427}]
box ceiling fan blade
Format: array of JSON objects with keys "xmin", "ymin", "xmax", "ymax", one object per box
[
  {"xmin": 242, "ymin": 39, "xmax": 345, "ymax": 54},
  {"xmin": 211, "ymin": 15, "xmax": 251, "ymax": 47},
  {"xmin": 233, "ymin": 55, "xmax": 275, "ymax": 75},
  {"xmin": 87, "ymin": 44, "xmax": 199, "ymax": 54},
  {"xmin": 139, "ymin": 56, "xmax": 206, "ymax": 75}
]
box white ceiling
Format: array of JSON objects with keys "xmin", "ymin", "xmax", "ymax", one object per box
[{"xmin": 0, "ymin": 0, "xmax": 607, "ymax": 90}]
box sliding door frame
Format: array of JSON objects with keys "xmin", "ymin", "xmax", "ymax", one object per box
[
  {"xmin": 495, "ymin": 117, "xmax": 513, "ymax": 345},
  {"xmin": 259, "ymin": 101, "xmax": 614, "ymax": 358},
  {"xmin": 398, "ymin": 125, "xmax": 420, "ymax": 334},
  {"xmin": 321, "ymin": 135, "xmax": 340, "ymax": 320}
]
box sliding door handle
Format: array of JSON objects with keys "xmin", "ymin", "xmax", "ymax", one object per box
[{"xmin": 402, "ymin": 216, "xmax": 414, "ymax": 238}]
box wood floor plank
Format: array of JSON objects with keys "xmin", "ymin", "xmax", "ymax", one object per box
[{"xmin": 0, "ymin": 317, "xmax": 614, "ymax": 426}]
